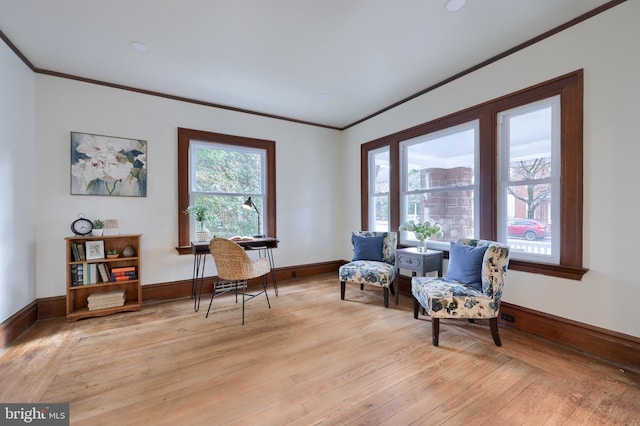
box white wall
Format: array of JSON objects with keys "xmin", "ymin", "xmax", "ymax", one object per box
[
  {"xmin": 342, "ymin": 1, "xmax": 640, "ymax": 338},
  {"xmin": 33, "ymin": 76, "xmax": 343, "ymax": 302},
  {"xmin": 0, "ymin": 40, "xmax": 37, "ymax": 322},
  {"xmin": 3, "ymin": 2, "xmax": 638, "ymax": 340}
]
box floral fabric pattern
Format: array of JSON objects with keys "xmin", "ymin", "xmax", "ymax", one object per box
[
  {"xmin": 412, "ymin": 239, "xmax": 509, "ymax": 319},
  {"xmin": 339, "ymin": 232, "xmax": 397, "ymax": 288}
]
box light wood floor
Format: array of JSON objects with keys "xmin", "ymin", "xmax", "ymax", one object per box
[{"xmin": 1, "ymin": 273, "xmax": 639, "ymax": 425}]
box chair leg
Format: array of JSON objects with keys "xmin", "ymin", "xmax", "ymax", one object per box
[
  {"xmin": 340, "ymin": 281, "xmax": 346, "ymax": 300},
  {"xmin": 205, "ymin": 278, "xmax": 220, "ymax": 318},
  {"xmin": 360, "ymin": 284, "xmax": 364, "ymax": 291},
  {"xmin": 241, "ymin": 280, "xmax": 246, "ymax": 325},
  {"xmin": 413, "ymin": 296, "xmax": 419, "ymax": 319},
  {"xmin": 261, "ymin": 275, "xmax": 271, "ymax": 309},
  {"xmin": 468, "ymin": 319, "xmax": 475, "ymax": 323},
  {"xmin": 394, "ymin": 280, "xmax": 399, "ymax": 305},
  {"xmin": 490, "ymin": 318, "xmax": 502, "ymax": 346},
  {"xmin": 383, "ymin": 287, "xmax": 389, "ymax": 308},
  {"xmin": 432, "ymin": 318, "xmax": 440, "ymax": 346}
]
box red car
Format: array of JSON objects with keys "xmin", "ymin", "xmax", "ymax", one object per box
[{"xmin": 507, "ymin": 219, "xmax": 550, "ymax": 241}]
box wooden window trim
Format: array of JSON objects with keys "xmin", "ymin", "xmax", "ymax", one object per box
[
  {"xmin": 361, "ymin": 70, "xmax": 588, "ymax": 280},
  {"xmin": 176, "ymin": 128, "xmax": 276, "ymax": 254}
]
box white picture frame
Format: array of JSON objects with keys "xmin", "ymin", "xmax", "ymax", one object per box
[{"xmin": 85, "ymin": 240, "xmax": 105, "ymax": 260}]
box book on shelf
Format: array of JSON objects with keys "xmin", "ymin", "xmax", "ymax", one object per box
[
  {"xmin": 88, "ymin": 301, "xmax": 125, "ymax": 310},
  {"xmin": 111, "ymin": 274, "xmax": 137, "ymax": 282},
  {"xmin": 87, "ymin": 289, "xmax": 126, "ymax": 301},
  {"xmin": 111, "ymin": 270, "xmax": 136, "ymax": 277},
  {"xmin": 110, "ymin": 266, "xmax": 136, "ymax": 273},
  {"xmin": 71, "ymin": 243, "xmax": 81, "ymax": 261},
  {"xmin": 77, "ymin": 244, "xmax": 86, "ymax": 261},
  {"xmin": 81, "ymin": 263, "xmax": 99, "ymax": 285},
  {"xmin": 71, "ymin": 264, "xmax": 83, "ymax": 286},
  {"xmin": 109, "ymin": 266, "xmax": 137, "ymax": 282},
  {"xmin": 97, "ymin": 263, "xmax": 110, "ymax": 283},
  {"xmin": 87, "ymin": 289, "xmax": 126, "ymax": 310}
]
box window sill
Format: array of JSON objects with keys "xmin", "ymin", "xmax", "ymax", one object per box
[
  {"xmin": 176, "ymin": 246, "xmax": 192, "ymax": 255},
  {"xmin": 507, "ymin": 259, "xmax": 588, "ymax": 281}
]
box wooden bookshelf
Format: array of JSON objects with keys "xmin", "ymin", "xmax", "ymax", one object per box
[{"xmin": 65, "ymin": 234, "xmax": 142, "ymax": 321}]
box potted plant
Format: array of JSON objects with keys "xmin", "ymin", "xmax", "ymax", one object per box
[
  {"xmin": 106, "ymin": 249, "xmax": 120, "ymax": 259},
  {"xmin": 183, "ymin": 203, "xmax": 212, "ymax": 241},
  {"xmin": 399, "ymin": 218, "xmax": 444, "ymax": 252},
  {"xmin": 92, "ymin": 219, "xmax": 105, "ymax": 236}
]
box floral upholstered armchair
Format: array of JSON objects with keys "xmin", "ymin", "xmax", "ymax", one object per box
[
  {"xmin": 339, "ymin": 231, "xmax": 398, "ymax": 308},
  {"xmin": 412, "ymin": 238, "xmax": 510, "ymax": 346}
]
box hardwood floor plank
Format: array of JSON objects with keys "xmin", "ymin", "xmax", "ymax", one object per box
[{"xmin": 1, "ymin": 273, "xmax": 638, "ymax": 425}]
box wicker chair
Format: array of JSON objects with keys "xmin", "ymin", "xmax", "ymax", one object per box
[{"xmin": 206, "ymin": 238, "xmax": 271, "ymax": 325}]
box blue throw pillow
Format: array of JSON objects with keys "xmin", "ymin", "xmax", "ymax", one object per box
[
  {"xmin": 352, "ymin": 234, "xmax": 385, "ymax": 261},
  {"xmin": 447, "ymin": 242, "xmax": 488, "ymax": 291}
]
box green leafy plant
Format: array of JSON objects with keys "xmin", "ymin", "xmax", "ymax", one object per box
[
  {"xmin": 183, "ymin": 204, "xmax": 212, "ymax": 230},
  {"xmin": 92, "ymin": 219, "xmax": 105, "ymax": 229},
  {"xmin": 107, "ymin": 249, "xmax": 119, "ymax": 255},
  {"xmin": 399, "ymin": 218, "xmax": 444, "ymax": 241}
]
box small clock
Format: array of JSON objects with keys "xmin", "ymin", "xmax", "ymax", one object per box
[{"xmin": 71, "ymin": 215, "xmax": 93, "ymax": 236}]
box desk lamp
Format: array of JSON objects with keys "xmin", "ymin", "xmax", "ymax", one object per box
[{"xmin": 242, "ymin": 197, "xmax": 264, "ymax": 238}]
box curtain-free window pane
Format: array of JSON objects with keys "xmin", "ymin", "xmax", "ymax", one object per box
[
  {"xmin": 404, "ymin": 189, "xmax": 475, "ymax": 242},
  {"xmin": 499, "ymin": 96, "xmax": 560, "ymax": 263},
  {"xmin": 193, "ymin": 142, "xmax": 263, "ymax": 194},
  {"xmin": 401, "ymin": 121, "xmax": 479, "ymax": 247},
  {"xmin": 369, "ymin": 147, "xmax": 390, "ymax": 231},
  {"xmin": 372, "ymin": 195, "xmax": 389, "ymax": 232},
  {"xmin": 190, "ymin": 141, "xmax": 266, "ymax": 239},
  {"xmin": 406, "ymin": 127, "xmax": 475, "ymax": 192}
]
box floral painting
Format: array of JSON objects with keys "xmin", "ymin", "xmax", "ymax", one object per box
[{"xmin": 71, "ymin": 132, "xmax": 147, "ymax": 197}]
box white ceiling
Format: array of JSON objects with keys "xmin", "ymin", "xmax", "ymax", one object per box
[{"xmin": 0, "ymin": 0, "xmax": 615, "ymax": 129}]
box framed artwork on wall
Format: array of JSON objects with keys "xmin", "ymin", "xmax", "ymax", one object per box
[{"xmin": 70, "ymin": 132, "xmax": 147, "ymax": 197}]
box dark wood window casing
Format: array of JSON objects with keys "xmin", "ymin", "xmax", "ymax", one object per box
[
  {"xmin": 361, "ymin": 70, "xmax": 587, "ymax": 280},
  {"xmin": 176, "ymin": 128, "xmax": 276, "ymax": 254}
]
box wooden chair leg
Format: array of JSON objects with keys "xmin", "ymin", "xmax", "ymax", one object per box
[
  {"xmin": 413, "ymin": 297, "xmax": 420, "ymax": 319},
  {"xmin": 468, "ymin": 319, "xmax": 475, "ymax": 323},
  {"xmin": 360, "ymin": 284, "xmax": 364, "ymax": 291},
  {"xmin": 340, "ymin": 281, "xmax": 346, "ymax": 300},
  {"xmin": 490, "ymin": 318, "xmax": 502, "ymax": 346},
  {"xmin": 394, "ymin": 280, "xmax": 400, "ymax": 305},
  {"xmin": 383, "ymin": 287, "xmax": 389, "ymax": 308},
  {"xmin": 432, "ymin": 318, "xmax": 440, "ymax": 346}
]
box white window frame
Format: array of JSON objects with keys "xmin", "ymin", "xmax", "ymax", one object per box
[
  {"xmin": 189, "ymin": 140, "xmax": 267, "ymax": 239},
  {"xmin": 399, "ymin": 120, "xmax": 480, "ymax": 251},
  {"xmin": 368, "ymin": 146, "xmax": 390, "ymax": 232},
  {"xmin": 497, "ymin": 96, "xmax": 561, "ymax": 263}
]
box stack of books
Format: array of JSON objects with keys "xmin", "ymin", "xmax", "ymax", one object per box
[
  {"xmin": 110, "ymin": 266, "xmax": 137, "ymax": 282},
  {"xmin": 87, "ymin": 289, "xmax": 126, "ymax": 311}
]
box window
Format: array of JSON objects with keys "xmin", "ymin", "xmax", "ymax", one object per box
[
  {"xmin": 177, "ymin": 128, "xmax": 276, "ymax": 253},
  {"xmin": 399, "ymin": 121, "xmax": 479, "ymax": 250},
  {"xmin": 361, "ymin": 70, "xmax": 586, "ymax": 280},
  {"xmin": 498, "ymin": 96, "xmax": 560, "ymax": 263},
  {"xmin": 369, "ymin": 147, "xmax": 390, "ymax": 231}
]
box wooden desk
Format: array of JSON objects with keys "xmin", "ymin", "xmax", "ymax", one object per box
[{"xmin": 191, "ymin": 237, "xmax": 279, "ymax": 311}]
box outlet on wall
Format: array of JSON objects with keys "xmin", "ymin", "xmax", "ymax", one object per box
[{"xmin": 501, "ymin": 312, "xmax": 515, "ymax": 322}]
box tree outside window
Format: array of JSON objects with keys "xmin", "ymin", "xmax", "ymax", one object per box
[{"xmin": 177, "ymin": 128, "xmax": 275, "ymax": 252}]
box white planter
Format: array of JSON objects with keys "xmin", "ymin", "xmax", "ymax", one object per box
[{"xmin": 92, "ymin": 229, "xmax": 104, "ymax": 236}]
